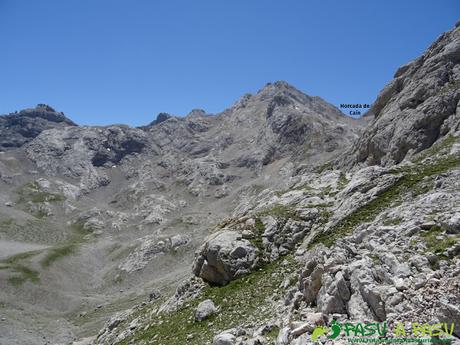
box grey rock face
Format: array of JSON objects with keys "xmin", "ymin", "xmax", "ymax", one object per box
[
  {"xmin": 119, "ymin": 234, "xmax": 190, "ymax": 272},
  {"xmin": 0, "ymin": 104, "xmax": 76, "ymax": 148},
  {"xmin": 213, "ymin": 332, "xmax": 236, "ymax": 345},
  {"xmin": 437, "ymin": 302, "xmax": 460, "ymax": 337},
  {"xmin": 25, "ymin": 125, "xmax": 149, "ymax": 191},
  {"xmin": 442, "ymin": 212, "xmax": 460, "ymax": 234},
  {"xmin": 346, "ymin": 25, "xmax": 460, "ymax": 166},
  {"xmin": 195, "ymin": 299, "xmax": 217, "ymax": 321},
  {"xmin": 192, "ymin": 230, "xmax": 258, "ymax": 286}
]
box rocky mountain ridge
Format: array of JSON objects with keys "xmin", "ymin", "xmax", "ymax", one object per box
[{"xmin": 0, "ymin": 81, "xmax": 363, "ymax": 345}]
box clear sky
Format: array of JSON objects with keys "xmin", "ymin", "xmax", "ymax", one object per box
[{"xmin": 0, "ymin": 0, "xmax": 458, "ymax": 126}]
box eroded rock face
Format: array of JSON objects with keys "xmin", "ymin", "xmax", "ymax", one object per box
[
  {"xmin": 346, "ymin": 25, "xmax": 460, "ymax": 166},
  {"xmin": 25, "ymin": 125, "xmax": 149, "ymax": 191},
  {"xmin": 119, "ymin": 234, "xmax": 190, "ymax": 273},
  {"xmin": 0, "ymin": 104, "xmax": 76, "ymax": 148},
  {"xmin": 192, "ymin": 230, "xmax": 259, "ymax": 286}
]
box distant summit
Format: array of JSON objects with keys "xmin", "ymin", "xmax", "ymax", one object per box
[
  {"xmin": 0, "ymin": 104, "xmax": 76, "ymax": 148},
  {"xmin": 145, "ymin": 112, "xmax": 172, "ymax": 127}
]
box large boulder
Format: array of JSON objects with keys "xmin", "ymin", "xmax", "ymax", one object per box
[
  {"xmin": 192, "ymin": 230, "xmax": 258, "ymax": 286},
  {"xmin": 195, "ymin": 299, "xmax": 217, "ymax": 321},
  {"xmin": 437, "ymin": 302, "xmax": 460, "ymax": 338},
  {"xmin": 212, "ymin": 332, "xmax": 236, "ymax": 345}
]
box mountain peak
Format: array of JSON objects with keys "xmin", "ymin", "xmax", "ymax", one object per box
[
  {"xmin": 186, "ymin": 108, "xmax": 207, "ymax": 118},
  {"xmin": 146, "ymin": 112, "xmax": 172, "ymax": 127},
  {"xmin": 258, "ymin": 80, "xmax": 298, "ymax": 94},
  {"xmin": 36, "ymin": 104, "xmax": 56, "ymax": 112},
  {"xmin": 16, "ymin": 104, "xmax": 77, "ymax": 126},
  {"xmin": 0, "ymin": 105, "xmax": 76, "ymax": 148},
  {"xmin": 256, "ymin": 80, "xmax": 313, "ymax": 104}
]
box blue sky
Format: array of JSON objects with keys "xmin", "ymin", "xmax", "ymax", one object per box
[{"xmin": 0, "ymin": 0, "xmax": 458, "ymax": 126}]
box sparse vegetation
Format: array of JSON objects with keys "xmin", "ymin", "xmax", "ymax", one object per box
[
  {"xmin": 17, "ymin": 181, "xmax": 65, "ymax": 204},
  {"xmin": 370, "ymin": 254, "xmax": 382, "ymax": 265},
  {"xmin": 119, "ymin": 256, "xmax": 299, "ymax": 345},
  {"xmin": 256, "ymin": 204, "xmax": 302, "ymax": 221},
  {"xmin": 15, "ymin": 181, "xmax": 65, "ymax": 218},
  {"xmin": 8, "ymin": 265, "xmax": 40, "ymax": 286},
  {"xmin": 1, "ymin": 251, "xmax": 41, "ymax": 286},
  {"xmin": 274, "ymin": 182, "xmax": 316, "ymax": 197},
  {"xmin": 314, "ymin": 161, "xmax": 333, "ymax": 174},
  {"xmin": 249, "ymin": 217, "xmax": 266, "ymax": 253},
  {"xmin": 40, "ymin": 221, "xmax": 93, "ymax": 268},
  {"xmin": 414, "ymin": 135, "xmax": 456, "ymax": 163},
  {"xmin": 383, "ymin": 216, "xmax": 403, "ymax": 226},
  {"xmin": 0, "ymin": 218, "xmax": 14, "ymax": 227},
  {"xmin": 41, "ymin": 244, "xmax": 76, "ymax": 268},
  {"xmin": 338, "ymin": 171, "xmax": 349, "ymax": 189},
  {"xmin": 265, "ymin": 325, "xmax": 280, "ymax": 341},
  {"xmin": 310, "ymin": 151, "xmax": 460, "ymax": 248},
  {"xmin": 419, "ymin": 225, "xmax": 459, "ymax": 261}
]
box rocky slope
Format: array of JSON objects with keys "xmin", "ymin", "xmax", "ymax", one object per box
[
  {"xmin": 95, "ymin": 135, "xmax": 460, "ymax": 345},
  {"xmin": 0, "ymin": 82, "xmax": 362, "ymax": 345},
  {"xmin": 87, "ymin": 24, "xmax": 460, "ymax": 345}
]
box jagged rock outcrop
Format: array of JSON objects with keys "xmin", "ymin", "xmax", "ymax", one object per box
[
  {"xmin": 143, "ymin": 112, "xmax": 172, "ymax": 127},
  {"xmin": 347, "ymin": 24, "xmax": 460, "ymax": 166},
  {"xmin": 0, "ymin": 104, "xmax": 76, "ymax": 148},
  {"xmin": 192, "ymin": 230, "xmax": 259, "ymax": 286},
  {"xmin": 25, "ymin": 125, "xmax": 150, "ymax": 190}
]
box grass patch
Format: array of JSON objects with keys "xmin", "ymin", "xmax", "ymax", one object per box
[
  {"xmin": 40, "ymin": 222, "xmax": 93, "ymax": 268},
  {"xmin": 266, "ymin": 325, "xmax": 280, "ymax": 341},
  {"xmin": 414, "ymin": 135, "xmax": 456, "ymax": 163},
  {"xmin": 1, "ymin": 251, "xmax": 41, "ymax": 286},
  {"xmin": 249, "ymin": 218, "xmax": 266, "ymax": 253},
  {"xmin": 16, "ymin": 181, "xmax": 66, "ymax": 218},
  {"xmin": 0, "ymin": 218, "xmax": 14, "ymax": 227},
  {"xmin": 17, "ymin": 181, "xmax": 65, "ymax": 204},
  {"xmin": 118, "ymin": 256, "xmax": 298, "ymax": 345},
  {"xmin": 314, "ymin": 161, "xmax": 333, "ymax": 174},
  {"xmin": 8, "ymin": 264, "xmax": 40, "ymax": 286},
  {"xmin": 3, "ymin": 251, "xmax": 40, "ymax": 265},
  {"xmin": 41, "ymin": 244, "xmax": 76, "ymax": 268},
  {"xmin": 419, "ymin": 225, "xmax": 459, "ymax": 260},
  {"xmin": 383, "ymin": 216, "xmax": 403, "ymax": 226},
  {"xmin": 256, "ymin": 204, "xmax": 302, "ymax": 221},
  {"xmin": 310, "ymin": 151, "xmax": 460, "ymax": 248},
  {"xmin": 338, "ymin": 171, "xmax": 349, "ymax": 189}
]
